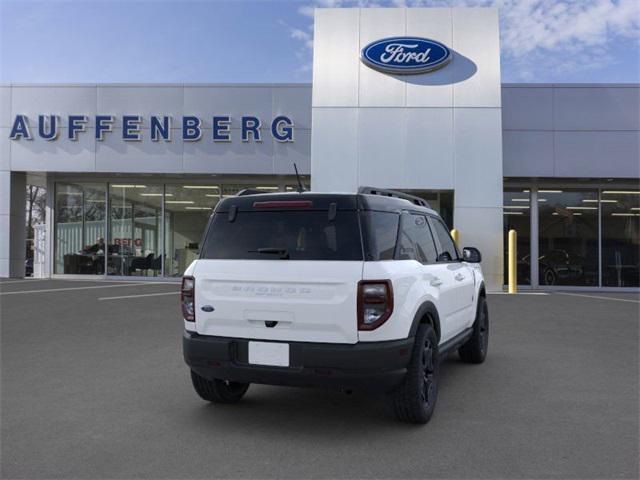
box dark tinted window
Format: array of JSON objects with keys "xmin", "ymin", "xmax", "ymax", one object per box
[
  {"xmin": 429, "ymin": 217, "xmax": 459, "ymax": 262},
  {"xmin": 397, "ymin": 213, "xmax": 438, "ymax": 263},
  {"xmin": 201, "ymin": 211, "xmax": 363, "ymax": 260},
  {"xmin": 361, "ymin": 211, "xmax": 400, "ymax": 260},
  {"xmin": 415, "ymin": 217, "xmax": 438, "ymax": 263}
]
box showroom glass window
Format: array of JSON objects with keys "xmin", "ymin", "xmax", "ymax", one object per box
[
  {"xmin": 601, "ymin": 189, "xmax": 640, "ymax": 287},
  {"xmin": 108, "ymin": 184, "xmax": 162, "ymax": 276},
  {"xmin": 538, "ymin": 189, "xmax": 598, "ymax": 286},
  {"xmin": 54, "ymin": 183, "xmax": 106, "ymax": 274},
  {"xmin": 164, "ymin": 184, "xmax": 220, "ymax": 277},
  {"xmin": 503, "ymin": 189, "xmax": 531, "ymax": 285}
]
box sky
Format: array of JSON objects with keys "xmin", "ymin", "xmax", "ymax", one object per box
[{"xmin": 1, "ymin": 0, "xmax": 639, "ymax": 84}]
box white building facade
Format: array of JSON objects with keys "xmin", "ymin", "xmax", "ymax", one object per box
[
  {"xmin": 1, "ymin": 7, "xmax": 638, "ymax": 291},
  {"xmin": 311, "ymin": 8, "xmax": 504, "ymax": 287}
]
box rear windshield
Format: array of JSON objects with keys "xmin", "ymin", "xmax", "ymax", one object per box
[{"xmin": 201, "ymin": 211, "xmax": 363, "ymax": 261}]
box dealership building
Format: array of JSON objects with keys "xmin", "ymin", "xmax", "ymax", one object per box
[{"xmin": 1, "ymin": 7, "xmax": 638, "ymax": 290}]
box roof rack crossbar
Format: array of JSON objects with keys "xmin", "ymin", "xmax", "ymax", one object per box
[{"xmin": 358, "ymin": 186, "xmax": 431, "ymax": 209}]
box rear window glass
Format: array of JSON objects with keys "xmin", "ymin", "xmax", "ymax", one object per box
[{"xmin": 201, "ymin": 211, "xmax": 363, "ymax": 261}]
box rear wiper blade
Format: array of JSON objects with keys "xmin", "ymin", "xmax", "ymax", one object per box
[{"xmin": 249, "ymin": 247, "xmax": 290, "ymax": 259}]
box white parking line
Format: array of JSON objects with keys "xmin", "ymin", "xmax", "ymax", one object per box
[
  {"xmin": 0, "ymin": 279, "xmax": 52, "ymax": 285},
  {"xmin": 556, "ymin": 292, "xmax": 640, "ymax": 304},
  {"xmin": 0, "ymin": 283, "xmax": 162, "ymax": 296},
  {"xmin": 98, "ymin": 291, "xmax": 179, "ymax": 301},
  {"xmin": 489, "ymin": 292, "xmax": 549, "ymax": 295}
]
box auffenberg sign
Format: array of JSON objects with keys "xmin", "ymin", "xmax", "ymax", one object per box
[{"xmin": 8, "ymin": 114, "xmax": 295, "ymax": 142}]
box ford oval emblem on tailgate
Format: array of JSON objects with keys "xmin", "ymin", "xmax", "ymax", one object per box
[{"xmin": 201, "ymin": 305, "xmax": 215, "ymax": 312}]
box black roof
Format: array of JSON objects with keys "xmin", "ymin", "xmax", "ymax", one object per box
[{"xmin": 214, "ymin": 191, "xmax": 437, "ymax": 216}]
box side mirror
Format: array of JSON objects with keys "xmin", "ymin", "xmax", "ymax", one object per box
[{"xmin": 463, "ymin": 247, "xmax": 482, "ymax": 263}]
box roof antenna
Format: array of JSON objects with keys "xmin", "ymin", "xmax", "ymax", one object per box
[{"xmin": 293, "ymin": 163, "xmax": 306, "ymax": 193}]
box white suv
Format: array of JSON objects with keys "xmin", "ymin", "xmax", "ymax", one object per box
[{"xmin": 182, "ymin": 187, "xmax": 489, "ymax": 424}]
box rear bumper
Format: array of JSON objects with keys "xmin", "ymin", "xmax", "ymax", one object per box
[{"xmin": 183, "ymin": 331, "xmax": 414, "ymax": 393}]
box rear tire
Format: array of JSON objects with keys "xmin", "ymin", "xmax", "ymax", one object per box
[
  {"xmin": 190, "ymin": 370, "xmax": 249, "ymax": 404},
  {"xmin": 458, "ymin": 296, "xmax": 489, "ymax": 364},
  {"xmin": 387, "ymin": 323, "xmax": 439, "ymax": 424}
]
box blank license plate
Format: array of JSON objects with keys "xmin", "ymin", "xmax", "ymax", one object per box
[{"xmin": 248, "ymin": 341, "xmax": 290, "ymax": 367}]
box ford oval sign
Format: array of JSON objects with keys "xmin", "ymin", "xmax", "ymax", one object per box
[{"xmin": 361, "ymin": 37, "xmax": 451, "ymax": 75}]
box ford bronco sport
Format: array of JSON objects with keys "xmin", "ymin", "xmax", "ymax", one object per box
[{"xmin": 182, "ymin": 187, "xmax": 488, "ymax": 424}]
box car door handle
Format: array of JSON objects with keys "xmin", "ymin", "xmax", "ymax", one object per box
[
  {"xmin": 455, "ymin": 273, "xmax": 465, "ymax": 281},
  {"xmin": 430, "ymin": 277, "xmax": 443, "ymax": 287}
]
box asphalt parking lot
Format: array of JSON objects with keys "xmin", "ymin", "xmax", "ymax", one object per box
[{"xmin": 1, "ymin": 279, "xmax": 638, "ymax": 479}]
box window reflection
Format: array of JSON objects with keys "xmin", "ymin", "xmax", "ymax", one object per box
[
  {"xmin": 538, "ymin": 189, "xmax": 598, "ymax": 286},
  {"xmin": 503, "ymin": 189, "xmax": 531, "ymax": 285},
  {"xmin": 602, "ymin": 190, "xmax": 640, "ymax": 287},
  {"xmin": 55, "ymin": 182, "xmax": 282, "ymax": 277},
  {"xmin": 54, "ymin": 183, "xmax": 106, "ymax": 274},
  {"xmin": 108, "ymin": 184, "xmax": 162, "ymax": 276}
]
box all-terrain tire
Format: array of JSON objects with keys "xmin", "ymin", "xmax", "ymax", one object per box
[
  {"xmin": 190, "ymin": 370, "xmax": 249, "ymax": 404},
  {"xmin": 387, "ymin": 323, "xmax": 439, "ymax": 424},
  {"xmin": 458, "ymin": 296, "xmax": 489, "ymax": 364}
]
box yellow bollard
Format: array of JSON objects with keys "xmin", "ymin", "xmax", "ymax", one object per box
[
  {"xmin": 508, "ymin": 229, "xmax": 517, "ymax": 294},
  {"xmin": 450, "ymin": 229, "xmax": 460, "ymax": 248}
]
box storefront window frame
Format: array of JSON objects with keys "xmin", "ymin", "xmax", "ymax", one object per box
[
  {"xmin": 503, "ymin": 180, "xmax": 639, "ymax": 291},
  {"xmin": 537, "ymin": 187, "xmax": 600, "ymax": 287},
  {"xmin": 502, "ymin": 187, "xmax": 532, "ymax": 287},
  {"xmin": 106, "ymin": 182, "xmax": 164, "ymax": 278},
  {"xmin": 54, "ymin": 182, "xmax": 108, "ymax": 275},
  {"xmin": 50, "ymin": 176, "xmax": 637, "ymax": 290},
  {"xmin": 600, "ymin": 188, "xmax": 640, "ymax": 288},
  {"xmin": 50, "ymin": 176, "xmax": 294, "ymax": 280}
]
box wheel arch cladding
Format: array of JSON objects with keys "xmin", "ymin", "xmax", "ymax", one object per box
[
  {"xmin": 479, "ymin": 282, "xmax": 486, "ymax": 298},
  {"xmin": 409, "ymin": 302, "xmax": 441, "ymax": 341}
]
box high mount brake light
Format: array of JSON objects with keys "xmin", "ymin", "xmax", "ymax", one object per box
[
  {"xmin": 357, "ymin": 280, "xmax": 394, "ymax": 331},
  {"xmin": 181, "ymin": 276, "xmax": 195, "ymax": 322},
  {"xmin": 252, "ymin": 200, "xmax": 313, "ymax": 209}
]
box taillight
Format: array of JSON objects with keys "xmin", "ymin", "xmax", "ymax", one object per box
[
  {"xmin": 357, "ymin": 280, "xmax": 393, "ymax": 330},
  {"xmin": 181, "ymin": 276, "xmax": 195, "ymax": 322}
]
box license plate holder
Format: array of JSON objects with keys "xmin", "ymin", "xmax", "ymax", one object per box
[{"xmin": 248, "ymin": 341, "xmax": 290, "ymax": 367}]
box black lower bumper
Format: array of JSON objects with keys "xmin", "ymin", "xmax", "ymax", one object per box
[{"xmin": 183, "ymin": 331, "xmax": 414, "ymax": 393}]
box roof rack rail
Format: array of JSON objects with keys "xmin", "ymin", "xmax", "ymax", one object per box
[
  {"xmin": 358, "ymin": 186, "xmax": 431, "ymax": 209},
  {"xmin": 236, "ymin": 188, "xmax": 276, "ymax": 196}
]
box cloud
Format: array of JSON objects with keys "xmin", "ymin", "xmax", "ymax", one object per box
[
  {"xmin": 290, "ymin": 27, "xmax": 314, "ymax": 49},
  {"xmin": 288, "ymin": 0, "xmax": 640, "ymax": 81}
]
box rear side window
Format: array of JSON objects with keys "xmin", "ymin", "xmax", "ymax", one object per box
[
  {"xmin": 361, "ymin": 211, "xmax": 400, "ymax": 261},
  {"xmin": 397, "ymin": 213, "xmax": 438, "ymax": 264},
  {"xmin": 201, "ymin": 211, "xmax": 363, "ymax": 261},
  {"xmin": 428, "ymin": 217, "xmax": 459, "ymax": 262}
]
